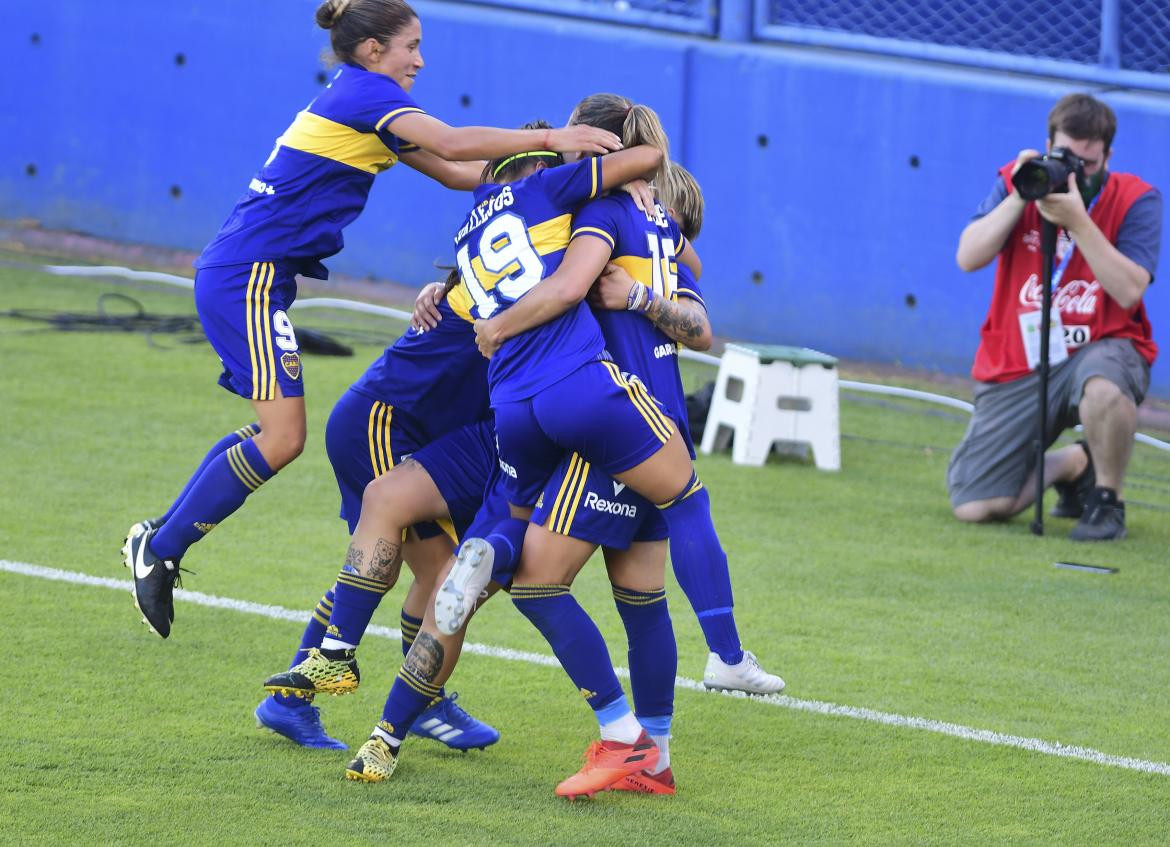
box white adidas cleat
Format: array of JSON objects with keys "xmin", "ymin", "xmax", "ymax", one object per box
[
  {"xmin": 434, "ymin": 538, "xmax": 494, "ymax": 636},
  {"xmin": 703, "ymin": 650, "xmax": 786, "ymax": 695}
]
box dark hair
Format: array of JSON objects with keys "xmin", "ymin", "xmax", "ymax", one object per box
[
  {"xmin": 481, "ymin": 120, "xmax": 564, "ymax": 184},
  {"xmin": 568, "ymin": 93, "xmax": 671, "ymax": 184},
  {"xmin": 1048, "ymin": 93, "xmax": 1117, "ymax": 152},
  {"xmin": 316, "ymin": 0, "xmax": 417, "ymax": 65}
]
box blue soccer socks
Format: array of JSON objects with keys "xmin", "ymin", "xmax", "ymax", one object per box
[
  {"xmin": 511, "ymin": 586, "xmax": 626, "ymax": 719},
  {"xmin": 320, "ymin": 569, "xmax": 390, "ymax": 650},
  {"xmin": 159, "ymin": 423, "xmax": 259, "ymax": 525},
  {"xmin": 150, "ymin": 435, "xmax": 273, "ymax": 561},
  {"xmin": 658, "ymin": 472, "xmax": 744, "ymax": 666},
  {"xmin": 612, "ymin": 585, "xmax": 676, "ymax": 722}
]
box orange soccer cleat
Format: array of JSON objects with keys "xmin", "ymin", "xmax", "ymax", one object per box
[
  {"xmin": 554, "ymin": 731, "xmax": 659, "ymax": 800},
  {"xmin": 611, "ymin": 766, "xmax": 676, "ymax": 795}
]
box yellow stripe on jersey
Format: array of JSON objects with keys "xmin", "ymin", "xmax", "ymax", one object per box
[
  {"xmin": 677, "ymin": 287, "xmax": 705, "ymax": 305},
  {"xmin": 602, "ymin": 361, "xmax": 673, "ymax": 443},
  {"xmin": 374, "ymin": 106, "xmax": 425, "ymax": 132},
  {"xmin": 466, "ymin": 213, "xmax": 573, "ymax": 293},
  {"xmin": 279, "ymin": 110, "xmax": 403, "ymax": 174},
  {"xmin": 611, "ymin": 255, "xmax": 680, "ymax": 301},
  {"xmin": 590, "ymin": 157, "xmax": 599, "ymax": 198},
  {"xmin": 571, "ymin": 226, "xmax": 615, "ymax": 250},
  {"xmin": 226, "ymin": 443, "xmax": 264, "ymax": 491},
  {"xmin": 545, "ymin": 453, "xmax": 585, "ymax": 534}
]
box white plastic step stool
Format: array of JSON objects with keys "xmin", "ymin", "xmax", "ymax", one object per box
[{"xmin": 700, "ymin": 343, "xmax": 840, "ymax": 470}]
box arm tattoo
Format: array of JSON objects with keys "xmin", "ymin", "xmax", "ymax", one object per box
[
  {"xmin": 404, "ymin": 632, "xmax": 445, "ymax": 682},
  {"xmin": 367, "ymin": 537, "xmax": 402, "ymax": 584},
  {"xmin": 647, "ymin": 297, "xmax": 708, "ymax": 344}
]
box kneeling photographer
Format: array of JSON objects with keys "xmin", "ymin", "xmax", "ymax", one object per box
[{"xmin": 949, "ymin": 93, "xmax": 1162, "ymax": 541}]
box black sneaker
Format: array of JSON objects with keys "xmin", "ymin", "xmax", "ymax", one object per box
[
  {"xmin": 1069, "ymin": 491, "xmax": 1126, "ymax": 542},
  {"xmin": 123, "ymin": 528, "xmax": 182, "ymax": 638},
  {"xmin": 1051, "ymin": 442, "xmax": 1095, "ymax": 518}
]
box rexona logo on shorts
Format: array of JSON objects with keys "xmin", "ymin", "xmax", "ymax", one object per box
[{"xmin": 584, "ymin": 491, "xmax": 638, "ymax": 518}]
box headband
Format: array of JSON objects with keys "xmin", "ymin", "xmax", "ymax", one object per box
[{"xmin": 492, "ymin": 150, "xmax": 560, "ymax": 179}]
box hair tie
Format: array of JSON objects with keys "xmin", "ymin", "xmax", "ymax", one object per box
[{"xmin": 492, "ymin": 151, "xmax": 560, "ymax": 178}]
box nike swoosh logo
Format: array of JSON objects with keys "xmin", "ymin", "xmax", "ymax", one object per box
[{"xmin": 134, "ymin": 553, "xmax": 155, "ymax": 580}]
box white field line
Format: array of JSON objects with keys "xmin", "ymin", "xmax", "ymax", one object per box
[{"xmin": 4, "ymin": 559, "xmax": 1169, "ymax": 777}]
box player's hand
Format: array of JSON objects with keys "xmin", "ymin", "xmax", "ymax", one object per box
[
  {"xmin": 474, "ymin": 317, "xmax": 502, "ymax": 359},
  {"xmin": 411, "ymin": 281, "xmax": 446, "ymax": 331},
  {"xmin": 546, "ymin": 125, "xmax": 622, "ymax": 155},
  {"xmin": 1036, "ymin": 173, "xmax": 1089, "ymax": 230},
  {"xmin": 620, "ymin": 179, "xmax": 655, "ymax": 214},
  {"xmin": 589, "ymin": 263, "xmax": 639, "ymax": 311},
  {"xmin": 1010, "ymin": 148, "xmax": 1043, "ymax": 178}
]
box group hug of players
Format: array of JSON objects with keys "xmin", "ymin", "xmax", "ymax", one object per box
[{"xmin": 121, "ymin": 0, "xmax": 784, "ymax": 799}]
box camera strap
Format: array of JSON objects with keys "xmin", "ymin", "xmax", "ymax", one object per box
[{"xmin": 1049, "ymin": 194, "xmax": 1101, "ymax": 290}]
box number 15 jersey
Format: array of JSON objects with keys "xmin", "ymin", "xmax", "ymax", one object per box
[{"xmin": 447, "ymin": 157, "xmax": 605, "ymax": 403}]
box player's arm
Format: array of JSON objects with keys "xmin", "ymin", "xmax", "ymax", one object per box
[
  {"xmin": 399, "ymin": 148, "xmax": 484, "ymax": 191},
  {"xmin": 676, "ymin": 238, "xmax": 702, "ymax": 279},
  {"xmin": 956, "ymin": 151, "xmax": 1036, "ymax": 271},
  {"xmin": 474, "ymin": 236, "xmax": 612, "ymax": 357},
  {"xmin": 590, "ymin": 262, "xmax": 712, "ymax": 351},
  {"xmin": 386, "ymin": 112, "xmax": 621, "ymax": 161}
]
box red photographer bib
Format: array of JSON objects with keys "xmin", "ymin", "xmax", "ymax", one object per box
[{"xmin": 971, "ymin": 164, "xmax": 1156, "ymax": 383}]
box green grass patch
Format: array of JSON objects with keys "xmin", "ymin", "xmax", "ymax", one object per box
[{"xmin": 2, "ymin": 262, "xmax": 1169, "ymax": 845}]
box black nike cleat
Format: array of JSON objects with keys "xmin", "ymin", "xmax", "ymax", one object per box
[{"xmin": 123, "ymin": 528, "xmax": 181, "ymax": 638}]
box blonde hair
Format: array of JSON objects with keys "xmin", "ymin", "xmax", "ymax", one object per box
[
  {"xmin": 570, "ymin": 93, "xmax": 671, "ymax": 185},
  {"xmin": 659, "ymin": 163, "xmax": 704, "ymax": 242}
]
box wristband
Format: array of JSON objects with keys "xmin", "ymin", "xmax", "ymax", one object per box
[{"xmin": 626, "ymin": 283, "xmax": 655, "ymax": 313}]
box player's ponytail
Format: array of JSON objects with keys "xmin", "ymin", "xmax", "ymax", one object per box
[
  {"xmin": 317, "ymin": 0, "xmax": 417, "ymax": 64},
  {"xmin": 659, "ymin": 163, "xmax": 704, "ymax": 242},
  {"xmin": 570, "ymin": 93, "xmax": 670, "ymax": 185}
]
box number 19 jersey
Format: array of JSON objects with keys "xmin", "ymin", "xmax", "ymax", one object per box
[{"xmin": 447, "ymin": 157, "xmax": 606, "ymax": 403}]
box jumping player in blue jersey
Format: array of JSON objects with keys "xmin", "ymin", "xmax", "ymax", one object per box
[{"xmin": 121, "ymin": 0, "xmax": 623, "ymax": 639}]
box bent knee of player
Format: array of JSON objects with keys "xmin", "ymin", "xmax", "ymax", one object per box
[{"xmin": 1080, "ymin": 375, "xmax": 1128, "ymax": 412}]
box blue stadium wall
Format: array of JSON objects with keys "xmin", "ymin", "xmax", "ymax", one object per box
[{"xmin": 5, "ymin": 0, "xmax": 1170, "ymax": 395}]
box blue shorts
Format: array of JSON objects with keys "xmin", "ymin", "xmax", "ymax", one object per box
[
  {"xmin": 530, "ymin": 452, "xmax": 668, "ymax": 550},
  {"xmin": 324, "ymin": 387, "xmax": 447, "ymax": 539},
  {"xmin": 412, "ymin": 420, "xmax": 503, "ymax": 543},
  {"xmin": 195, "ymin": 261, "xmax": 304, "ymax": 400},
  {"xmin": 493, "ymin": 359, "xmax": 674, "ymax": 507}
]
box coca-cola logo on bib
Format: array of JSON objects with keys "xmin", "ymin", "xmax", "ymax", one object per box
[{"xmin": 1018, "ymin": 273, "xmax": 1100, "ymax": 315}]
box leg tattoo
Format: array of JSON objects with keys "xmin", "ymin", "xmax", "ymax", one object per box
[
  {"xmin": 367, "ymin": 537, "xmax": 402, "ymax": 584},
  {"xmin": 404, "ymin": 632, "xmax": 445, "ymax": 683}
]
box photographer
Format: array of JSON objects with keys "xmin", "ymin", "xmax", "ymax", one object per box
[{"xmin": 948, "ymin": 93, "xmax": 1162, "ymax": 541}]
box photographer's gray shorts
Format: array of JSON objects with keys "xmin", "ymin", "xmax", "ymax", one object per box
[{"xmin": 947, "ymin": 338, "xmax": 1149, "ymax": 508}]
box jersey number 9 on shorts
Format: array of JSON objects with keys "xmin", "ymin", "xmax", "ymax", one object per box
[{"xmin": 455, "ymin": 213, "xmax": 545, "ymax": 319}]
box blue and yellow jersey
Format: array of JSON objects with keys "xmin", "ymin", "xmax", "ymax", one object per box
[
  {"xmin": 196, "ymin": 64, "xmax": 424, "ymax": 280},
  {"xmin": 349, "ymin": 300, "xmax": 489, "ymax": 440},
  {"xmin": 571, "ymin": 194, "xmax": 702, "ymax": 452},
  {"xmin": 447, "ymin": 157, "xmax": 607, "ymax": 403}
]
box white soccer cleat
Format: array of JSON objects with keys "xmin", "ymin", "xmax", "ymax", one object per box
[
  {"xmin": 434, "ymin": 538, "xmax": 494, "ymax": 636},
  {"xmin": 703, "ymin": 650, "xmax": 786, "ymax": 695}
]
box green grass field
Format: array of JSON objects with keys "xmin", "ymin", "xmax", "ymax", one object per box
[{"xmin": 2, "ymin": 260, "xmax": 1170, "ymax": 845}]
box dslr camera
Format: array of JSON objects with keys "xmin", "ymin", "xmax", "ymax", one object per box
[{"xmin": 1011, "ymin": 147, "xmax": 1086, "ymax": 200}]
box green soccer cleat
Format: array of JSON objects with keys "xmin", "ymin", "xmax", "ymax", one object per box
[
  {"xmin": 345, "ymin": 735, "xmax": 399, "ymax": 783},
  {"xmin": 263, "ymin": 647, "xmax": 360, "ymax": 698}
]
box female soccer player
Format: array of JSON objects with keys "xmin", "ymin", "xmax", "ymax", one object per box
[{"xmin": 122, "ymin": 0, "xmax": 621, "ymax": 639}]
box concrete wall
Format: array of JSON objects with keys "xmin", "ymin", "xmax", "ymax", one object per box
[{"xmin": 4, "ymin": 0, "xmax": 1168, "ymax": 393}]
